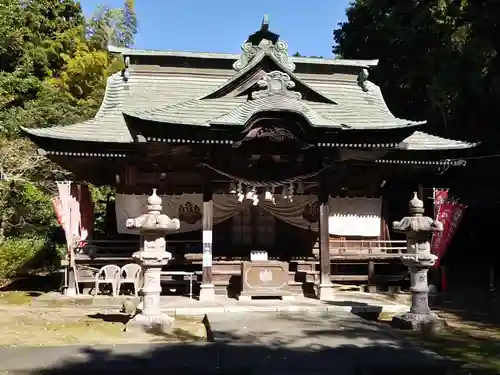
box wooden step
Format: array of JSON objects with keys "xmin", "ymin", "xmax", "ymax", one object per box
[{"xmin": 331, "ymin": 274, "xmax": 369, "ymax": 282}]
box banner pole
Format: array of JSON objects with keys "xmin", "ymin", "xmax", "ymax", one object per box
[{"xmin": 489, "ymin": 265, "xmax": 495, "ymax": 292}]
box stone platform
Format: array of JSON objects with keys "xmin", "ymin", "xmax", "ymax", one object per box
[{"xmin": 33, "ymin": 292, "xmax": 410, "ymax": 316}]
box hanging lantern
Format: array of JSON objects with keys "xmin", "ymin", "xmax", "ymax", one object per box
[
  {"xmin": 252, "ymin": 195, "xmax": 259, "ymax": 206},
  {"xmin": 265, "ymin": 186, "xmax": 276, "ymax": 204},
  {"xmin": 264, "ymin": 187, "xmax": 273, "ymax": 201},
  {"xmin": 246, "ymin": 186, "xmax": 256, "ymax": 200},
  {"xmin": 237, "ymin": 183, "xmax": 245, "ymax": 202},
  {"xmin": 288, "ymin": 183, "xmax": 294, "ymax": 202}
]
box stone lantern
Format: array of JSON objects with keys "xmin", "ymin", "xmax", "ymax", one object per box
[
  {"xmin": 125, "ymin": 189, "xmax": 180, "ymax": 334},
  {"xmin": 391, "ymin": 192, "xmax": 444, "ymax": 331}
]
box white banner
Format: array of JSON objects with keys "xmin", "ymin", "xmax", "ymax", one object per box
[
  {"xmin": 115, "ymin": 194, "xmax": 381, "ymax": 237},
  {"xmin": 328, "ymin": 197, "xmax": 381, "ymax": 237}
]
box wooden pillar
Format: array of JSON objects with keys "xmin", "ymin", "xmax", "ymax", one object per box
[
  {"xmin": 64, "ymin": 262, "xmax": 78, "ymax": 296},
  {"xmin": 199, "ymin": 182, "xmax": 215, "ymax": 301},
  {"xmin": 489, "ymin": 265, "xmax": 495, "ymax": 292},
  {"xmin": 418, "ymin": 184, "xmax": 424, "ymax": 201},
  {"xmin": 367, "ymin": 261, "xmax": 376, "ymax": 293},
  {"xmin": 318, "ymin": 187, "xmax": 334, "ymax": 301}
]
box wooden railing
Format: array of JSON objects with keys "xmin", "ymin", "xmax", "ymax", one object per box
[
  {"xmin": 74, "ymin": 239, "xmax": 199, "ymax": 260},
  {"xmin": 313, "ymin": 239, "xmax": 407, "ymax": 258},
  {"xmin": 74, "ymin": 238, "xmax": 407, "ymax": 262}
]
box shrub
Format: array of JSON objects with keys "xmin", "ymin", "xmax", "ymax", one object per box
[
  {"xmin": 0, "ymin": 180, "xmax": 57, "ymax": 238},
  {"xmin": 0, "ymin": 236, "xmax": 49, "ymax": 286}
]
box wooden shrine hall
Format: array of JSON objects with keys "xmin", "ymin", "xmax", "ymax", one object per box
[{"xmin": 22, "ymin": 17, "xmax": 477, "ymax": 300}]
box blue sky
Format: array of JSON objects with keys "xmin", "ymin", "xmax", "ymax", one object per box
[{"xmin": 79, "ymin": 0, "xmax": 351, "ymax": 57}]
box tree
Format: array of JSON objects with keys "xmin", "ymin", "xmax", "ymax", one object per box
[
  {"xmin": 87, "ymin": 0, "xmax": 137, "ymax": 49},
  {"xmin": 333, "ymin": 0, "xmax": 500, "ymax": 143},
  {"xmin": 293, "ymin": 52, "xmax": 324, "ymax": 59},
  {"xmin": 0, "ymin": 0, "xmax": 85, "ymax": 77},
  {"xmin": 0, "ymin": 0, "xmax": 137, "ymax": 248}
]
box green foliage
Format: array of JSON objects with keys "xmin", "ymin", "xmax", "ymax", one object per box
[
  {"xmin": 0, "ymin": 180, "xmax": 58, "ymax": 238},
  {"xmin": 87, "ymin": 0, "xmax": 137, "ymax": 49},
  {"xmin": 0, "ymin": 83, "xmax": 98, "ymax": 137},
  {"xmin": 293, "ymin": 52, "xmax": 324, "ymax": 58},
  {"xmin": 0, "ymin": 0, "xmax": 137, "ymax": 281},
  {"xmin": 0, "ymin": 237, "xmax": 50, "ymax": 285},
  {"xmin": 333, "ymin": 0, "xmax": 500, "ymax": 141},
  {"xmin": 88, "ymin": 184, "xmax": 116, "ymax": 234}
]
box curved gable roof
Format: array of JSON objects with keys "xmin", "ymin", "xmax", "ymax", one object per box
[
  {"xmin": 20, "ymin": 17, "xmax": 477, "ymax": 151},
  {"xmin": 124, "ymin": 95, "xmax": 343, "ymax": 129}
]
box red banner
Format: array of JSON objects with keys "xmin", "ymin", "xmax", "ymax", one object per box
[
  {"xmin": 51, "ymin": 197, "xmax": 65, "ymax": 226},
  {"xmin": 433, "ymin": 189, "xmax": 448, "ymax": 217},
  {"xmin": 431, "ymin": 202, "xmax": 466, "ymax": 268}
]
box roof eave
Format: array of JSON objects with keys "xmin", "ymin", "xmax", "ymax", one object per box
[
  {"xmin": 344, "ymin": 120, "xmax": 427, "ymax": 130},
  {"xmin": 398, "ymin": 130, "xmax": 481, "ymax": 150},
  {"xmin": 20, "ymin": 126, "xmax": 51, "ymax": 140},
  {"xmin": 400, "ymin": 141, "xmax": 480, "ymax": 151},
  {"xmin": 107, "ymin": 45, "xmax": 379, "ymax": 68},
  {"xmin": 122, "ymin": 112, "xmax": 211, "ymax": 127}
]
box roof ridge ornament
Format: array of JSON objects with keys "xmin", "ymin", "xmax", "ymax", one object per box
[
  {"xmin": 357, "ymin": 68, "xmax": 376, "ymax": 92},
  {"xmin": 121, "ymin": 56, "xmax": 130, "ymax": 82},
  {"xmin": 251, "ymin": 71, "xmax": 302, "ymax": 100},
  {"xmin": 261, "ymin": 14, "xmax": 270, "ymax": 32},
  {"xmin": 233, "ymin": 15, "xmax": 296, "ymax": 72}
]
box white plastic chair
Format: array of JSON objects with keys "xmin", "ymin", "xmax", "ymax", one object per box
[
  {"xmin": 93, "ymin": 264, "xmax": 121, "ymax": 297},
  {"xmin": 118, "ymin": 263, "xmax": 142, "ymax": 297}
]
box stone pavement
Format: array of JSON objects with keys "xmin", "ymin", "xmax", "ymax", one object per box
[
  {"xmin": 206, "ymin": 311, "xmax": 449, "ymax": 373},
  {"xmin": 0, "ymin": 311, "xmax": 450, "ymax": 374},
  {"xmin": 34, "ymin": 291, "xmax": 410, "ymax": 316}
]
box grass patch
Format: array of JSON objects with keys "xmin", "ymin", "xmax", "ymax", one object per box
[
  {"xmin": 0, "ymin": 309, "xmax": 208, "ymax": 347},
  {"xmin": 0, "ymin": 314, "xmax": 125, "ymax": 347},
  {"xmin": 375, "ymin": 310, "xmax": 500, "ymax": 374},
  {"xmin": 0, "ymin": 291, "xmax": 37, "ymax": 305},
  {"xmin": 405, "ymin": 324, "xmax": 500, "ymax": 374}
]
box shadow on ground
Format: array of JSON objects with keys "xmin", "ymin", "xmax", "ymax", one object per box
[
  {"xmin": 430, "ymin": 290, "xmax": 500, "ymax": 328},
  {"xmin": 0, "ymin": 311, "xmax": 467, "ymax": 375},
  {"xmin": 0, "ymin": 273, "xmax": 61, "ymax": 293},
  {"xmin": 88, "ymin": 313, "xmax": 130, "ymax": 324},
  {"xmin": 4, "ymin": 341, "xmax": 454, "ymax": 375}
]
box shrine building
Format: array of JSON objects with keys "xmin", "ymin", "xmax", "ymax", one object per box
[{"xmin": 22, "ymin": 17, "xmax": 477, "ymax": 300}]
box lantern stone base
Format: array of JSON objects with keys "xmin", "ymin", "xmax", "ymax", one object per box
[
  {"xmin": 317, "ymin": 284, "xmax": 335, "ymax": 301},
  {"xmin": 63, "ymin": 287, "xmax": 77, "ymax": 297},
  {"xmin": 392, "ymin": 312, "xmax": 445, "ymax": 333},
  {"xmin": 199, "ymin": 284, "xmax": 216, "ymax": 301},
  {"xmin": 125, "ymin": 312, "xmax": 175, "ymax": 335}
]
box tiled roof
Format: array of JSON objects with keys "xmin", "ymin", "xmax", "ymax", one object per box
[
  {"xmin": 125, "ymin": 94, "xmax": 423, "ymax": 130},
  {"xmin": 401, "ymin": 131, "xmax": 479, "ymax": 150},
  {"xmin": 212, "ymin": 96, "xmax": 341, "ymax": 127},
  {"xmin": 24, "ymin": 67, "xmax": 426, "ymax": 141},
  {"xmin": 21, "ymin": 53, "xmax": 475, "ymax": 150},
  {"xmin": 125, "ymin": 96, "xmax": 343, "ymax": 128},
  {"xmin": 22, "ymin": 69, "xmax": 230, "ymax": 142},
  {"xmin": 22, "ymin": 73, "xmax": 131, "ymax": 142}
]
